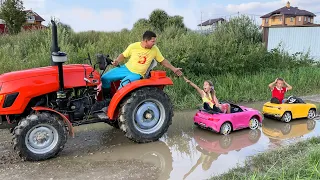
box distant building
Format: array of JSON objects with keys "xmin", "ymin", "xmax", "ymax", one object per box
[
  {"xmin": 261, "ymin": 1, "xmax": 316, "ymax": 27},
  {"xmin": 23, "ymin": 9, "xmax": 46, "ymax": 30},
  {"xmin": 0, "ymin": 9, "xmax": 46, "ymax": 34},
  {"xmin": 197, "ymin": 18, "xmax": 225, "ymax": 32}
]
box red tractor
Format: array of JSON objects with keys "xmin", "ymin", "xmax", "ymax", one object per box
[{"xmin": 0, "ymin": 21, "xmax": 174, "ymax": 161}]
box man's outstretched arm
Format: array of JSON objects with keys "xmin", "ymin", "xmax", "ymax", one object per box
[{"xmin": 160, "ymin": 59, "xmax": 183, "ymax": 76}]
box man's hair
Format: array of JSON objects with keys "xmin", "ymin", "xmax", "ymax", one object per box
[
  {"xmin": 277, "ymin": 78, "xmax": 284, "ymax": 81},
  {"xmin": 143, "ymin": 30, "xmax": 157, "ymax": 41}
]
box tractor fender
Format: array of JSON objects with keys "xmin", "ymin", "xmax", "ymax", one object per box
[
  {"xmin": 107, "ymin": 76, "xmax": 173, "ymax": 119},
  {"xmin": 31, "ymin": 106, "xmax": 74, "ymax": 137}
]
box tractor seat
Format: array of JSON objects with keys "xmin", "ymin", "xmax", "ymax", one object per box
[
  {"xmin": 113, "ymin": 59, "xmax": 158, "ymax": 90},
  {"xmin": 143, "ymin": 59, "xmax": 158, "ymax": 79}
]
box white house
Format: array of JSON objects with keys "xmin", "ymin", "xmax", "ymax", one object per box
[{"xmin": 197, "ymin": 18, "xmax": 225, "ymax": 32}]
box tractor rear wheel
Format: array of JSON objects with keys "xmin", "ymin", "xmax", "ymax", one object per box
[
  {"xmin": 119, "ymin": 87, "xmax": 173, "ymax": 143},
  {"xmin": 12, "ymin": 112, "xmax": 68, "ymax": 161}
]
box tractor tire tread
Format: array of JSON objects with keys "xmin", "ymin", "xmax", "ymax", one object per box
[
  {"xmin": 118, "ymin": 87, "xmax": 173, "ymax": 143},
  {"xmin": 12, "ymin": 112, "xmax": 67, "ymax": 161}
]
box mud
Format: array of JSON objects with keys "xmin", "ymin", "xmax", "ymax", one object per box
[{"xmin": 0, "ymin": 96, "xmax": 320, "ymax": 180}]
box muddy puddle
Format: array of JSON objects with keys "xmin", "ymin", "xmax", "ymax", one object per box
[{"xmin": 0, "ymin": 100, "xmax": 320, "ymax": 180}]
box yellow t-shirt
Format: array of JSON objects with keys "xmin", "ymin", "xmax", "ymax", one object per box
[
  {"xmin": 202, "ymin": 92, "xmax": 215, "ymax": 108},
  {"xmin": 122, "ymin": 42, "xmax": 165, "ymax": 76}
]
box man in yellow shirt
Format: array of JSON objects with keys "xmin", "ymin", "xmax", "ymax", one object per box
[{"xmin": 101, "ymin": 30, "xmax": 183, "ymax": 99}]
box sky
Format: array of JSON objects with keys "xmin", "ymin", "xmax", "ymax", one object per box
[{"xmin": 22, "ymin": 0, "xmax": 320, "ymax": 32}]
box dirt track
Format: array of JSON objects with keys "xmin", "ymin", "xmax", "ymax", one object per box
[{"xmin": 0, "ymin": 126, "xmax": 161, "ymax": 180}]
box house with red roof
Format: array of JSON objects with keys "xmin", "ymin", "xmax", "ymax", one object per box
[
  {"xmin": 0, "ymin": 9, "xmax": 46, "ymax": 34},
  {"xmin": 23, "ymin": 10, "xmax": 46, "ymax": 30}
]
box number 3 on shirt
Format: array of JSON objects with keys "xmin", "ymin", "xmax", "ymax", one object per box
[{"xmin": 138, "ymin": 56, "xmax": 147, "ymax": 64}]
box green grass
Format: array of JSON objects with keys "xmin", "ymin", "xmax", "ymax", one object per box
[
  {"xmin": 210, "ymin": 137, "xmax": 320, "ymax": 180},
  {"xmin": 167, "ymin": 66, "xmax": 320, "ymax": 110}
]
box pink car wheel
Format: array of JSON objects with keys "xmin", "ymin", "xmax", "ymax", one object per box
[
  {"xmin": 249, "ymin": 117, "xmax": 259, "ymax": 130},
  {"xmin": 220, "ymin": 122, "xmax": 232, "ymax": 135}
]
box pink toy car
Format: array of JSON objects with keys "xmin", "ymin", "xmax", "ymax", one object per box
[{"xmin": 194, "ymin": 103, "xmax": 263, "ymax": 135}]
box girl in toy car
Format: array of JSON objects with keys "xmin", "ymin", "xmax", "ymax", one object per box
[{"xmin": 183, "ymin": 76, "xmax": 230, "ymax": 113}]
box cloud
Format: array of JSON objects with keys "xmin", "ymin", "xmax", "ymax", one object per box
[
  {"xmin": 50, "ymin": 7, "xmax": 126, "ymax": 32},
  {"xmin": 22, "ymin": 0, "xmax": 46, "ymax": 10},
  {"xmin": 226, "ymin": 1, "xmax": 284, "ymax": 14}
]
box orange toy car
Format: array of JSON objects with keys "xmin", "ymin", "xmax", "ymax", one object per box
[{"xmin": 0, "ymin": 21, "xmax": 174, "ymax": 161}]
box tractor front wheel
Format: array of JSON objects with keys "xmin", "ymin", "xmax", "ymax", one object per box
[
  {"xmin": 12, "ymin": 112, "xmax": 68, "ymax": 161},
  {"xmin": 119, "ymin": 87, "xmax": 173, "ymax": 143}
]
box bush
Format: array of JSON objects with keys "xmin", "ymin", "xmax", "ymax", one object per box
[
  {"xmin": 0, "ymin": 15, "xmax": 317, "ymax": 109},
  {"xmin": 0, "ymin": 15, "xmax": 315, "ymax": 75}
]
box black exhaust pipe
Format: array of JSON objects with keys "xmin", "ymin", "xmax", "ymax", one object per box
[
  {"xmin": 51, "ymin": 20, "xmax": 68, "ymax": 109},
  {"xmin": 50, "ymin": 20, "xmax": 60, "ymax": 66}
]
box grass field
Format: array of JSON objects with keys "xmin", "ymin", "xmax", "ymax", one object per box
[{"xmin": 210, "ymin": 137, "xmax": 320, "ymax": 180}]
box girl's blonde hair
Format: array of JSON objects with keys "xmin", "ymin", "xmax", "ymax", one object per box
[{"xmin": 205, "ymin": 80, "xmax": 215, "ymax": 98}]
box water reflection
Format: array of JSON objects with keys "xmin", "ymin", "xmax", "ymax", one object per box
[
  {"xmin": 68, "ymin": 128, "xmax": 174, "ymax": 180},
  {"xmin": 183, "ymin": 128, "xmax": 261, "ymax": 179},
  {"xmin": 68, "ymin": 111, "xmax": 320, "ymax": 180},
  {"xmin": 103, "ymin": 140, "xmax": 173, "ymax": 180},
  {"xmin": 262, "ymin": 119, "xmax": 316, "ymax": 140}
]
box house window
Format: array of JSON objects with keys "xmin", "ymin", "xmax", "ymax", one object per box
[
  {"xmin": 305, "ymin": 17, "xmax": 307, "ymax": 21},
  {"xmin": 290, "ymin": 17, "xmax": 293, "ymax": 22},
  {"xmin": 298, "ymin": 17, "xmax": 301, "ymax": 21},
  {"xmin": 265, "ymin": 18, "xmax": 268, "ymax": 23},
  {"xmin": 26, "ymin": 15, "xmax": 35, "ymax": 23},
  {"xmin": 27, "ymin": 15, "xmax": 35, "ymax": 20},
  {"xmin": 279, "ymin": 17, "xmax": 282, "ymax": 21},
  {"xmin": 308, "ymin": 17, "xmax": 311, "ymax": 22}
]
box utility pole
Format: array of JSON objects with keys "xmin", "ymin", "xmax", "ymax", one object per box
[{"xmin": 200, "ymin": 11, "xmax": 203, "ymax": 31}]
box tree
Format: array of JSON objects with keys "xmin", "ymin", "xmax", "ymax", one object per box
[
  {"xmin": 149, "ymin": 9, "xmax": 169, "ymax": 32},
  {"xmin": 132, "ymin": 9, "xmax": 187, "ymax": 32},
  {"xmin": 133, "ymin": 18, "xmax": 149, "ymax": 29},
  {"xmin": 120, "ymin": 28, "xmax": 129, "ymax": 33},
  {"xmin": 0, "ymin": 0, "xmax": 26, "ymax": 34},
  {"xmin": 166, "ymin": 15, "xmax": 185, "ymax": 29},
  {"xmin": 57, "ymin": 22, "xmax": 73, "ymax": 32}
]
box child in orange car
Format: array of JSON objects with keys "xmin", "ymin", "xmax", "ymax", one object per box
[
  {"xmin": 183, "ymin": 76, "xmax": 230, "ymax": 113},
  {"xmin": 268, "ymin": 78, "xmax": 292, "ymax": 104}
]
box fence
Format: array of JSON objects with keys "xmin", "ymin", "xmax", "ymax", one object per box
[{"xmin": 263, "ymin": 25, "xmax": 320, "ymax": 61}]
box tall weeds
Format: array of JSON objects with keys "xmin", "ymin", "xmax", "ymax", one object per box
[{"xmin": 0, "ymin": 15, "xmax": 318, "ymax": 109}]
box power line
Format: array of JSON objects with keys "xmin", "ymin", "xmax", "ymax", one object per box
[{"xmin": 199, "ymin": 12, "xmax": 262, "ymax": 20}]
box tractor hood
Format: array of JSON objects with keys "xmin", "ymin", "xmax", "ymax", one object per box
[{"xmin": 0, "ymin": 64, "xmax": 92, "ymax": 83}]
